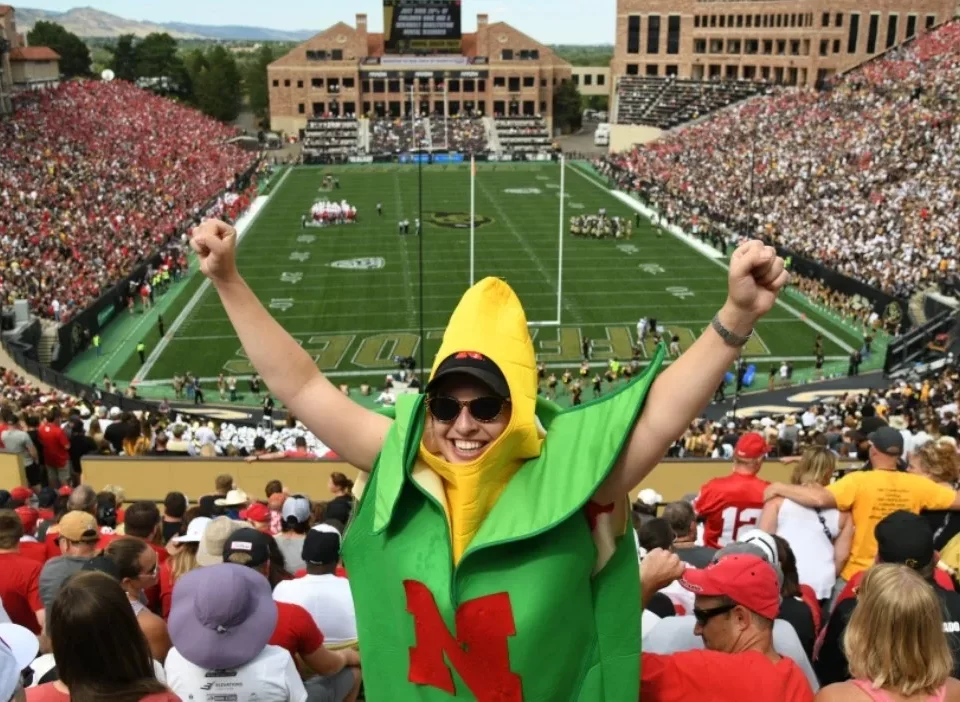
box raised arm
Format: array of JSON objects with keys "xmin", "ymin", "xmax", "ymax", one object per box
[
  {"xmin": 764, "ymin": 482, "xmax": 838, "ymax": 509},
  {"xmin": 192, "ymin": 220, "xmax": 391, "ymax": 471},
  {"xmin": 598, "ymin": 241, "xmax": 788, "ymax": 502}
]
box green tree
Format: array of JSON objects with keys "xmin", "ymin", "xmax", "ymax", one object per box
[
  {"xmin": 26, "ymin": 21, "xmax": 91, "ymax": 77},
  {"xmin": 134, "ymin": 33, "xmax": 179, "ymax": 78},
  {"xmin": 245, "ymin": 43, "xmax": 274, "ymax": 125},
  {"xmin": 197, "ymin": 46, "xmax": 242, "ymax": 122},
  {"xmin": 553, "ymin": 79, "xmax": 583, "ymax": 134},
  {"xmin": 107, "ymin": 34, "xmax": 138, "ymax": 81}
]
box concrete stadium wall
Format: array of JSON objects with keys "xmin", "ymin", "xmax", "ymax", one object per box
[
  {"xmin": 609, "ymin": 124, "xmax": 663, "ymax": 153},
  {"xmin": 76, "ymin": 456, "xmax": 860, "ymax": 505}
]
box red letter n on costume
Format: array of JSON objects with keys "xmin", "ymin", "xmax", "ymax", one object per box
[{"xmin": 404, "ymin": 580, "xmax": 523, "ymax": 701}]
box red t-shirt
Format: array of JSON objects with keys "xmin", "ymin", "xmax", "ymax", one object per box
[
  {"xmin": 19, "ymin": 541, "xmax": 48, "ymax": 565},
  {"xmin": 0, "ymin": 552, "xmax": 43, "ymax": 633},
  {"xmin": 27, "ymin": 684, "xmax": 180, "ymax": 701},
  {"xmin": 269, "ymin": 601, "xmax": 323, "ymax": 660},
  {"xmin": 283, "ymin": 449, "xmax": 317, "ymax": 459},
  {"xmin": 159, "ymin": 558, "xmax": 175, "ymax": 620},
  {"xmin": 37, "ymin": 422, "xmax": 69, "ymax": 469},
  {"xmin": 693, "ymin": 472, "xmax": 769, "ymax": 548},
  {"xmin": 641, "ymin": 650, "xmax": 813, "ymax": 702}
]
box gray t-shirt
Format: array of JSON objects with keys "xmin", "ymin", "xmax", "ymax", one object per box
[
  {"xmin": 39, "ymin": 556, "xmax": 90, "ymax": 609},
  {"xmin": 275, "ymin": 536, "xmax": 306, "ymax": 575},
  {"xmin": 1, "ymin": 428, "xmax": 35, "ymax": 466}
]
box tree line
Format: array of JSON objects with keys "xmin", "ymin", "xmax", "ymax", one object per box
[{"xmin": 26, "ymin": 21, "xmax": 274, "ymax": 125}]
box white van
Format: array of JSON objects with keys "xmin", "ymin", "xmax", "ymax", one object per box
[{"xmin": 594, "ymin": 123, "xmax": 611, "ymax": 147}]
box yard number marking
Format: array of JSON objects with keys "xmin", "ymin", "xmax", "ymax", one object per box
[
  {"xmin": 280, "ymin": 273, "xmax": 303, "ymax": 284},
  {"xmin": 269, "ymin": 299, "xmax": 295, "ymax": 311}
]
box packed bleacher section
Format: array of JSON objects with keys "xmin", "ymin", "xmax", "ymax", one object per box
[
  {"xmin": 369, "ymin": 116, "xmax": 428, "ymax": 155},
  {"xmin": 427, "ymin": 113, "xmax": 488, "ymax": 154},
  {"xmin": 602, "ymin": 20, "xmax": 960, "ymax": 298},
  {"xmin": 494, "ymin": 115, "xmax": 554, "ymax": 155},
  {"xmin": 301, "ymin": 116, "xmax": 361, "ymax": 163},
  {"xmin": 0, "ymin": 81, "xmax": 257, "ymax": 323},
  {"xmin": 616, "ymin": 76, "xmax": 762, "ymax": 129}
]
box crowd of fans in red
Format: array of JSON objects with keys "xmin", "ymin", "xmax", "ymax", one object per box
[{"xmin": 0, "ymin": 81, "xmax": 256, "ymax": 323}]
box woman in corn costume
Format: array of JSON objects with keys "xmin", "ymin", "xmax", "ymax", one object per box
[{"xmin": 193, "ymin": 218, "xmax": 788, "ymax": 701}]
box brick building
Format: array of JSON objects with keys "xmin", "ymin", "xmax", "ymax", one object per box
[
  {"xmin": 611, "ymin": 0, "xmax": 955, "ymax": 89},
  {"xmin": 267, "ymin": 13, "xmax": 572, "ymax": 136},
  {"xmin": 0, "ymin": 4, "xmax": 60, "ymax": 114}
]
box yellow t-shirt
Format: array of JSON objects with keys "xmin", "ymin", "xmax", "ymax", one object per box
[{"xmin": 829, "ymin": 471, "xmax": 957, "ymax": 581}]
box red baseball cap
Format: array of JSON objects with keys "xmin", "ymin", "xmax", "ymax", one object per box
[
  {"xmin": 734, "ymin": 433, "xmax": 770, "ymax": 461},
  {"xmin": 15, "ymin": 506, "xmax": 39, "ymax": 535},
  {"xmin": 58, "ymin": 486, "xmax": 73, "ymax": 497},
  {"xmin": 241, "ymin": 503, "xmax": 271, "ymax": 524},
  {"xmin": 679, "ymin": 554, "xmax": 781, "ymax": 619},
  {"xmin": 10, "ymin": 487, "xmax": 33, "ymax": 504}
]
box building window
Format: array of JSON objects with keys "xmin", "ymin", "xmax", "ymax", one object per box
[
  {"xmin": 866, "ymin": 14, "xmax": 879, "ymax": 53},
  {"xmin": 627, "ymin": 15, "xmax": 641, "ymax": 53},
  {"xmin": 522, "ymin": 101, "xmax": 535, "ymax": 116},
  {"xmin": 572, "ymin": 74, "xmax": 580, "ymax": 85},
  {"xmin": 494, "ymin": 76, "xmax": 505, "ymax": 87},
  {"xmin": 746, "ymin": 15, "xmax": 752, "ymax": 28},
  {"xmin": 925, "ymin": 14, "xmax": 936, "ymax": 30},
  {"xmin": 666, "ymin": 64, "xmax": 678, "ymax": 76},
  {"xmin": 284, "ymin": 79, "xmax": 291, "ymax": 87},
  {"xmin": 736, "ymin": 14, "xmax": 743, "ymax": 27},
  {"xmin": 886, "ymin": 15, "xmax": 898, "ymax": 49},
  {"xmin": 540, "ymin": 78, "xmax": 547, "ymax": 87},
  {"xmin": 836, "ymin": 13, "xmax": 843, "ymax": 26},
  {"xmin": 272, "ymin": 79, "xmax": 279, "ymax": 87},
  {"xmin": 523, "ymin": 76, "xmax": 535, "ymax": 87},
  {"xmin": 477, "ymin": 79, "xmax": 486, "ymax": 92},
  {"xmin": 597, "ymin": 73, "xmax": 605, "ymax": 86},
  {"xmin": 502, "ymin": 49, "xmax": 514, "ymax": 60},
  {"xmin": 710, "ymin": 39, "xmax": 723, "ymax": 53},
  {"xmin": 297, "ymin": 80, "xmax": 303, "ymax": 88},
  {"xmin": 694, "ymin": 15, "xmax": 700, "ymax": 28},
  {"xmin": 646, "ymin": 64, "xmax": 658, "ymax": 76},
  {"xmin": 694, "ymin": 39, "xmax": 707, "ymax": 54},
  {"xmin": 719, "ymin": 15, "xmax": 725, "ymax": 28},
  {"xmin": 833, "ymin": 39, "xmax": 841, "ymax": 53},
  {"xmin": 388, "ymin": 79, "xmax": 401, "ymax": 92},
  {"xmin": 540, "ymin": 101, "xmax": 546, "ymax": 112},
  {"xmin": 313, "ymin": 102, "xmax": 324, "ymax": 114},
  {"xmin": 465, "ymin": 79, "xmax": 477, "ymax": 91},
  {"xmin": 667, "ymin": 15, "xmax": 681, "ymax": 54},
  {"xmin": 508, "ymin": 77, "xmax": 520, "ymax": 91},
  {"xmin": 647, "ymin": 15, "xmax": 661, "ymax": 54},
  {"xmin": 776, "ymin": 40, "xmax": 786, "ymax": 55},
  {"xmin": 298, "ymin": 103, "xmax": 305, "ymax": 114},
  {"xmin": 848, "ymin": 13, "xmax": 860, "ymax": 53},
  {"xmin": 584, "ymin": 74, "xmax": 593, "ymax": 85},
  {"xmin": 311, "ymin": 77, "xmax": 323, "ymax": 88},
  {"xmin": 822, "ymin": 12, "xmax": 830, "ymax": 27},
  {"xmin": 373, "ymin": 80, "xmax": 385, "ymax": 93},
  {"xmin": 819, "ymin": 39, "xmax": 829, "ymax": 56},
  {"xmin": 626, "ymin": 63, "xmax": 639, "ymax": 75},
  {"xmin": 727, "ymin": 39, "xmax": 741, "ymax": 54},
  {"xmin": 762, "ymin": 40, "xmax": 773, "ymax": 55},
  {"xmin": 745, "ymin": 39, "xmax": 758, "ymax": 54},
  {"xmin": 710, "ymin": 15, "xmax": 716, "ymax": 27},
  {"xmin": 790, "ymin": 39, "xmax": 800, "ymax": 55},
  {"xmin": 906, "ymin": 15, "xmax": 917, "ymax": 38},
  {"xmin": 343, "ymin": 77, "xmax": 355, "ymax": 88},
  {"xmin": 449, "ymin": 79, "xmax": 460, "ymax": 92},
  {"xmin": 743, "ymin": 65, "xmax": 756, "ymax": 79}
]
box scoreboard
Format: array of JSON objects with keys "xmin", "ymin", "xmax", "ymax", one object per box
[{"xmin": 383, "ymin": 0, "xmax": 463, "ymax": 54}]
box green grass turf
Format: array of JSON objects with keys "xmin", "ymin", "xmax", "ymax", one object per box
[{"xmin": 124, "ymin": 162, "xmax": 866, "ymax": 394}]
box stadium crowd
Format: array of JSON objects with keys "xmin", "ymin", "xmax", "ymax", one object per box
[
  {"xmin": 601, "ymin": 21, "xmax": 960, "ymax": 298},
  {"xmin": 369, "ymin": 117, "xmax": 428, "ymax": 155},
  {"xmin": 0, "ymin": 81, "xmax": 256, "ymax": 323}
]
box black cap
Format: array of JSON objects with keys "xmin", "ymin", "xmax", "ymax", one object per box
[
  {"xmin": 868, "ymin": 426, "xmax": 904, "ymax": 456},
  {"xmin": 37, "ymin": 488, "xmax": 57, "ymax": 509},
  {"xmin": 222, "ymin": 528, "xmax": 271, "ymax": 568},
  {"xmin": 875, "ymin": 511, "xmax": 934, "ymax": 570},
  {"xmin": 426, "ymin": 352, "xmax": 509, "ymax": 398},
  {"xmin": 301, "ymin": 526, "xmax": 341, "ymax": 565}
]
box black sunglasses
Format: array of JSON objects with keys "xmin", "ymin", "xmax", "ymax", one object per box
[
  {"xmin": 693, "ymin": 603, "xmax": 737, "ymax": 626},
  {"xmin": 427, "ymin": 396, "xmax": 510, "ymax": 423}
]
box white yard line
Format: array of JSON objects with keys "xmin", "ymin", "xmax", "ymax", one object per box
[
  {"xmin": 568, "ymin": 165, "xmax": 857, "ymax": 354},
  {"xmin": 134, "ymin": 168, "xmax": 293, "ymax": 382},
  {"xmin": 392, "ymin": 172, "xmax": 419, "ymax": 323}
]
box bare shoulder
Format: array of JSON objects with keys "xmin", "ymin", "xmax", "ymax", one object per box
[
  {"xmin": 944, "ymin": 677, "xmax": 960, "ymax": 701},
  {"xmin": 813, "ymin": 682, "xmax": 856, "ymax": 701}
]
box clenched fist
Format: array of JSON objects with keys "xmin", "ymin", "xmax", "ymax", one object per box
[
  {"xmin": 726, "ymin": 240, "xmax": 789, "ymax": 323},
  {"xmin": 641, "ymin": 548, "xmax": 685, "ymax": 592},
  {"xmin": 191, "ymin": 219, "xmax": 240, "ymax": 287}
]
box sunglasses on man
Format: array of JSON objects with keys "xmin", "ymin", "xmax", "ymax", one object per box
[
  {"xmin": 693, "ymin": 603, "xmax": 737, "ymax": 626},
  {"xmin": 427, "ymin": 396, "xmax": 510, "ymax": 423}
]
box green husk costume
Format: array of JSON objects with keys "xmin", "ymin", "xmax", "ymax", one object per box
[{"xmin": 342, "ymin": 278, "xmax": 665, "ymax": 701}]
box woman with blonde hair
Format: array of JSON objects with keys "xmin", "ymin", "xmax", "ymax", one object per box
[
  {"xmin": 815, "ymin": 564, "xmax": 960, "ymax": 701},
  {"xmin": 760, "ymin": 446, "xmax": 854, "ymax": 603},
  {"xmin": 159, "ymin": 513, "xmax": 208, "ymax": 619},
  {"xmin": 909, "ymin": 442, "xmax": 960, "ymax": 549}
]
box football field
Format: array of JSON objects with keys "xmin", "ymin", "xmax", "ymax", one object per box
[{"xmin": 122, "ymin": 162, "xmax": 863, "ymax": 395}]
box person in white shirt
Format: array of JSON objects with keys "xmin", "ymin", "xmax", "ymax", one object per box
[
  {"xmin": 273, "ymin": 523, "xmax": 358, "ymax": 647},
  {"xmin": 636, "ymin": 317, "xmax": 648, "ymax": 344},
  {"xmin": 165, "ymin": 563, "xmax": 307, "ymax": 702}
]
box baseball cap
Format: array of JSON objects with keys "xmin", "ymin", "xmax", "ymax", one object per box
[
  {"xmin": 57, "ymin": 486, "xmax": 73, "ymax": 497},
  {"xmin": 15, "ymin": 506, "xmax": 39, "ymax": 535},
  {"xmin": 281, "ymin": 495, "xmax": 311, "ymax": 525},
  {"xmin": 223, "ymin": 528, "xmax": 271, "ymax": 569},
  {"xmin": 9, "ymin": 487, "xmax": 32, "ymax": 504},
  {"xmin": 36, "ymin": 488, "xmax": 56, "ymax": 509},
  {"xmin": 302, "ymin": 524, "xmax": 341, "ymax": 565},
  {"xmin": 240, "ymin": 503, "xmax": 271, "ymax": 524},
  {"xmin": 734, "ymin": 433, "xmax": 770, "ymax": 461},
  {"xmin": 172, "ymin": 516, "xmax": 212, "ymax": 544},
  {"xmin": 196, "ymin": 516, "xmax": 245, "ymax": 567},
  {"xmin": 868, "ymin": 426, "xmax": 904, "ymax": 456},
  {"xmin": 875, "ymin": 511, "xmax": 934, "ymax": 570},
  {"xmin": 426, "ymin": 351, "xmax": 510, "ymax": 398},
  {"xmin": 214, "ymin": 489, "xmax": 250, "ymax": 508},
  {"xmin": 57, "ymin": 511, "xmax": 99, "ymax": 543},
  {"xmin": 680, "ymin": 553, "xmax": 781, "ymax": 619},
  {"xmin": 0, "ymin": 622, "xmax": 38, "ymax": 700},
  {"xmin": 736, "ymin": 529, "xmax": 780, "ymax": 568},
  {"xmin": 168, "ymin": 563, "xmax": 277, "ymax": 670}
]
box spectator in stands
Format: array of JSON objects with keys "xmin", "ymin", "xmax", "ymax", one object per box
[
  {"xmin": 163, "ymin": 426, "xmax": 191, "ymax": 456},
  {"xmin": 265, "ymin": 480, "xmax": 286, "ymax": 535},
  {"xmin": 213, "ymin": 489, "xmax": 249, "ymax": 520},
  {"xmin": 37, "ymin": 410, "xmax": 69, "ymax": 489},
  {"xmin": 240, "ymin": 503, "xmax": 271, "ymax": 534},
  {"xmin": 771, "ymin": 535, "xmax": 817, "ymax": 659},
  {"xmin": 38, "ymin": 512, "xmax": 100, "ymax": 610},
  {"xmin": 0, "ymin": 510, "xmax": 44, "ymax": 634},
  {"xmin": 908, "ymin": 441, "xmax": 960, "ymax": 549},
  {"xmin": 327, "ymin": 472, "xmax": 354, "ymax": 522},
  {"xmin": 159, "ymin": 516, "xmax": 209, "ymax": 620},
  {"xmin": 198, "ymin": 474, "xmax": 234, "ymax": 517},
  {"xmin": 815, "ymin": 511, "xmax": 960, "ymax": 686},
  {"xmin": 639, "ymin": 549, "xmax": 814, "ymax": 700},
  {"xmin": 663, "ymin": 500, "xmax": 716, "ymax": 568},
  {"xmin": 165, "ymin": 564, "xmax": 308, "ymax": 701},
  {"xmin": 760, "ymin": 447, "xmax": 853, "ymax": 605},
  {"xmin": 102, "ymin": 537, "xmax": 171, "ymax": 663},
  {"xmin": 246, "ymin": 436, "xmax": 315, "ymax": 462},
  {"xmin": 29, "ymin": 571, "xmax": 177, "ymax": 700},
  {"xmin": 273, "ymin": 524, "xmax": 358, "ymax": 648},
  {"xmin": 765, "ymin": 427, "xmax": 960, "ymax": 595},
  {"xmin": 275, "ymin": 495, "xmax": 312, "ymax": 575},
  {"xmin": 222, "ymin": 529, "xmax": 361, "ymax": 701},
  {"xmin": 694, "ymin": 433, "xmax": 771, "ymax": 548},
  {"xmin": 816, "ymin": 564, "xmax": 960, "ymax": 701},
  {"xmin": 161, "ymin": 493, "xmax": 187, "ymax": 545},
  {"xmin": 195, "ymin": 516, "xmax": 243, "ymax": 567},
  {"xmin": 0, "ymin": 411, "xmax": 38, "ymax": 489}
]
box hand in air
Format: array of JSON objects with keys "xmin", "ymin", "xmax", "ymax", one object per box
[
  {"xmin": 726, "ymin": 240, "xmax": 789, "ymax": 322},
  {"xmin": 191, "ymin": 219, "xmax": 240, "ymax": 286},
  {"xmin": 641, "ymin": 548, "xmax": 686, "ymax": 591}
]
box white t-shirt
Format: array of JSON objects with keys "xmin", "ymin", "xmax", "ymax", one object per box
[
  {"xmin": 776, "ymin": 499, "xmax": 840, "ymax": 600},
  {"xmin": 272, "ymin": 574, "xmax": 358, "ymax": 645},
  {"xmin": 164, "ymin": 645, "xmax": 307, "ymax": 702}
]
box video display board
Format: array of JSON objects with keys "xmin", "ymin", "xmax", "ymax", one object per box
[{"xmin": 384, "ymin": 0, "xmax": 462, "ymax": 54}]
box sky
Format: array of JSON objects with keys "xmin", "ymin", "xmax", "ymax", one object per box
[{"xmin": 19, "ymin": 0, "xmax": 617, "ymax": 44}]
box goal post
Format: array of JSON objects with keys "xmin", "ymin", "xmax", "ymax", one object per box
[{"xmin": 468, "ymin": 154, "xmax": 566, "ymax": 329}]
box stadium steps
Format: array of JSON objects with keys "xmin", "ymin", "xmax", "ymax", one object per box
[
  {"xmin": 37, "ymin": 324, "xmax": 58, "ymax": 366},
  {"xmin": 359, "ymin": 119, "xmax": 370, "ymax": 154},
  {"xmin": 641, "ymin": 77, "xmax": 675, "ymax": 121},
  {"xmin": 423, "ymin": 118, "xmax": 434, "ymax": 150},
  {"xmin": 484, "ymin": 117, "xmax": 502, "ymax": 152}
]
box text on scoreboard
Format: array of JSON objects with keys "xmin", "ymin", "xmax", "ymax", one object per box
[{"xmin": 384, "ymin": 0, "xmax": 463, "ymax": 54}]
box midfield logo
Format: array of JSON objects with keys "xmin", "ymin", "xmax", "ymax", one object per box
[
  {"xmin": 329, "ymin": 257, "xmax": 386, "ymax": 271},
  {"xmin": 426, "ymin": 212, "xmax": 494, "ymax": 230}
]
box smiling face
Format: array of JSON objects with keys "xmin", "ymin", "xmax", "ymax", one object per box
[{"xmin": 425, "ymin": 376, "xmax": 512, "ymax": 464}]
